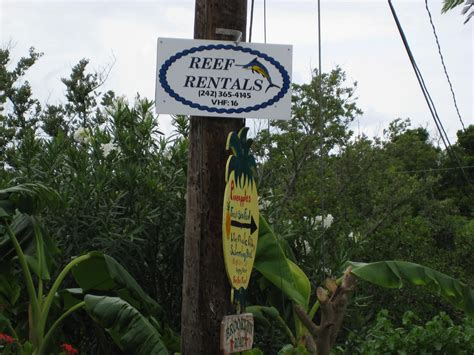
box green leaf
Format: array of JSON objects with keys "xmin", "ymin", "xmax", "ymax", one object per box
[
  {"xmin": 0, "ymin": 263, "xmax": 21, "ymax": 306},
  {"xmin": 84, "ymin": 295, "xmax": 168, "ymax": 355},
  {"xmin": 246, "ymin": 305, "xmax": 280, "ymax": 326},
  {"xmin": 72, "ymin": 252, "xmax": 161, "ymax": 316},
  {"xmin": 0, "ymin": 200, "xmax": 14, "ymax": 218},
  {"xmin": 242, "ymin": 348, "xmax": 264, "ymax": 355},
  {"xmin": 441, "ymin": 0, "xmax": 464, "ymax": 13},
  {"xmin": 24, "ymin": 255, "xmax": 44, "ymax": 279},
  {"xmin": 278, "ymin": 344, "xmax": 312, "ymax": 355},
  {"xmin": 348, "ymin": 261, "xmax": 474, "ymax": 316},
  {"xmin": 57, "ymin": 288, "xmax": 84, "ymax": 310},
  {"xmin": 0, "ymin": 183, "xmax": 60, "ymax": 215},
  {"xmin": 254, "ymin": 216, "xmax": 310, "ymax": 309},
  {"xmin": 0, "ymin": 206, "xmax": 10, "ymax": 218},
  {"xmin": 0, "ymin": 313, "xmax": 13, "ymax": 332},
  {"xmin": 1, "ymin": 213, "xmax": 59, "ymax": 277},
  {"xmin": 18, "ymin": 218, "xmax": 59, "ymax": 281},
  {"xmin": 0, "ymin": 213, "xmax": 33, "ymax": 261},
  {"xmin": 22, "ymin": 341, "xmax": 34, "ymax": 355}
]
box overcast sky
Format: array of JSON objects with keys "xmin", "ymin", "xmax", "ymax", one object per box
[{"xmin": 1, "ymin": 0, "xmax": 472, "ymax": 141}]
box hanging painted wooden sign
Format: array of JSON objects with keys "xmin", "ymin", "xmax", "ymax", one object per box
[
  {"xmin": 222, "ymin": 127, "xmax": 259, "ymax": 303},
  {"xmin": 220, "ymin": 313, "xmax": 254, "ymax": 354},
  {"xmin": 155, "ymin": 37, "xmax": 292, "ymax": 120}
]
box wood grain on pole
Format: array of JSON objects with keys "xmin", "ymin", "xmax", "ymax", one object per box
[{"xmin": 181, "ymin": 1, "xmax": 247, "ymax": 354}]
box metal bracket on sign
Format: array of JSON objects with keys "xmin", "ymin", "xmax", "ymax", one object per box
[{"xmin": 215, "ymin": 28, "xmax": 242, "ymax": 45}]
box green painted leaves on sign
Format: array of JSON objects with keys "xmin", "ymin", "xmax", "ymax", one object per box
[{"xmin": 226, "ymin": 127, "xmax": 257, "ymax": 187}]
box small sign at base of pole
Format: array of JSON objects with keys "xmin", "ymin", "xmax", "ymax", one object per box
[{"xmin": 220, "ymin": 313, "xmax": 254, "ymax": 354}]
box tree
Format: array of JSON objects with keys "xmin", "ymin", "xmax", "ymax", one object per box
[
  {"xmin": 442, "ymin": 0, "xmax": 474, "ymax": 23},
  {"xmin": 438, "ymin": 125, "xmax": 474, "ymax": 216},
  {"xmin": 0, "ymin": 47, "xmax": 42, "ymax": 171},
  {"xmin": 0, "ymin": 49, "xmax": 186, "ymax": 353}
]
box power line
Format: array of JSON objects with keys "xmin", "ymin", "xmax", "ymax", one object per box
[
  {"xmin": 249, "ymin": 0, "xmax": 255, "ymax": 42},
  {"xmin": 388, "ymin": 1, "xmax": 447, "ymax": 148},
  {"xmin": 316, "ymin": 0, "xmax": 327, "ymax": 278},
  {"xmin": 425, "ymin": 0, "xmax": 466, "ymax": 131},
  {"xmin": 397, "ymin": 165, "xmax": 474, "ymax": 174},
  {"xmin": 318, "ymin": 0, "xmax": 321, "ymax": 74},
  {"xmin": 387, "ymin": 0, "xmax": 470, "ymax": 184},
  {"xmin": 263, "ymin": 0, "xmax": 267, "ymax": 43}
]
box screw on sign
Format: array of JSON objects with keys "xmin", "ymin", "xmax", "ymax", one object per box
[{"xmin": 222, "ymin": 127, "xmax": 259, "ymax": 308}]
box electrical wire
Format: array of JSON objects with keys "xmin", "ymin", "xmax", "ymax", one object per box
[
  {"xmin": 387, "ymin": 0, "xmax": 470, "ymax": 184},
  {"xmin": 397, "ymin": 165, "xmax": 474, "ymax": 174},
  {"xmin": 263, "ymin": 0, "xmax": 269, "ymax": 131},
  {"xmin": 249, "ymin": 0, "xmax": 255, "ymax": 42},
  {"xmin": 425, "ymin": 0, "xmax": 466, "ymax": 131},
  {"xmin": 316, "ymin": 0, "xmax": 327, "ymax": 278},
  {"xmin": 318, "ymin": 0, "xmax": 321, "ymax": 75},
  {"xmin": 263, "ymin": 0, "xmax": 267, "ymax": 43}
]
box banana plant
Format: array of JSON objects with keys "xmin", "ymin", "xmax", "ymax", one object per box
[
  {"xmin": 0, "ymin": 184, "xmax": 170, "ymax": 354},
  {"xmin": 250, "ymin": 216, "xmax": 313, "ymax": 352},
  {"xmin": 251, "ymin": 215, "xmax": 474, "ymax": 354},
  {"xmin": 347, "ymin": 260, "xmax": 474, "ymax": 316}
]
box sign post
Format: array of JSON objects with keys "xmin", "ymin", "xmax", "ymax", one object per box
[
  {"xmin": 158, "ymin": 2, "xmax": 292, "ymax": 353},
  {"xmin": 178, "ymin": 1, "xmax": 248, "ymax": 354}
]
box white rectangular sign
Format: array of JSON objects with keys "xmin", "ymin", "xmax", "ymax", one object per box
[
  {"xmin": 220, "ymin": 313, "xmax": 254, "ymax": 354},
  {"xmin": 155, "ymin": 38, "xmax": 292, "ymax": 120}
]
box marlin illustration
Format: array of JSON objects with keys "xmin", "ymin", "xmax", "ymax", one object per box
[{"xmin": 237, "ymin": 58, "xmax": 281, "ymax": 93}]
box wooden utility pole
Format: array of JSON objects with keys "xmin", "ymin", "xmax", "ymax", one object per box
[{"xmin": 181, "ymin": 1, "xmax": 247, "ymax": 354}]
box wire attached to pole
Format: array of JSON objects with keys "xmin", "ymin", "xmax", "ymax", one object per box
[
  {"xmin": 425, "ymin": 0, "xmax": 466, "ymax": 131},
  {"xmin": 249, "ymin": 0, "xmax": 255, "ymax": 42},
  {"xmin": 387, "ymin": 0, "xmax": 469, "ymax": 184},
  {"xmin": 263, "ymin": 0, "xmax": 267, "ymax": 43},
  {"xmin": 318, "ymin": 0, "xmax": 321, "ymax": 76},
  {"xmin": 316, "ymin": 0, "xmax": 327, "ymax": 279}
]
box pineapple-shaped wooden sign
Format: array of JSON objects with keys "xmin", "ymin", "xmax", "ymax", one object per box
[{"xmin": 222, "ymin": 127, "xmax": 259, "ymax": 306}]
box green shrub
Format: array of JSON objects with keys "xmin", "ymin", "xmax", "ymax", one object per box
[{"xmin": 339, "ymin": 310, "xmax": 474, "ymax": 354}]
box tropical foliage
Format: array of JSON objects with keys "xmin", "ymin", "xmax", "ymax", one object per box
[
  {"xmin": 1, "ymin": 47, "xmax": 185, "ymax": 353},
  {"xmin": 0, "ymin": 184, "xmax": 172, "ymax": 354},
  {"xmin": 338, "ymin": 309, "xmax": 474, "ymax": 354},
  {"xmin": 442, "ymin": 0, "xmax": 474, "ymax": 23},
  {"xmin": 249, "ymin": 216, "xmax": 474, "ymax": 354},
  {"xmin": 1, "ymin": 46, "xmax": 472, "ymax": 353}
]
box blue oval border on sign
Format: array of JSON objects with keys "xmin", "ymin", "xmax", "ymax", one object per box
[{"xmin": 158, "ymin": 44, "xmax": 290, "ymax": 114}]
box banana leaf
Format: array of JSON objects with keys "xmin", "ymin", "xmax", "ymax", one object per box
[
  {"xmin": 57, "ymin": 288, "xmax": 84, "ymax": 310},
  {"xmin": 84, "ymin": 295, "xmax": 168, "ymax": 355},
  {"xmin": 254, "ymin": 216, "xmax": 310, "ymax": 309},
  {"xmin": 1, "ymin": 213, "xmax": 60, "ymax": 280},
  {"xmin": 72, "ymin": 252, "xmax": 161, "ymax": 316},
  {"xmin": 0, "ymin": 183, "xmax": 60, "ymax": 215},
  {"xmin": 246, "ymin": 305, "xmax": 280, "ymax": 326},
  {"xmin": 348, "ymin": 261, "xmax": 474, "ymax": 317},
  {"xmin": 0, "ymin": 262, "xmax": 21, "ymax": 307},
  {"xmin": 0, "ymin": 213, "xmax": 33, "ymax": 261},
  {"xmin": 0, "ymin": 312, "xmax": 13, "ymax": 333}
]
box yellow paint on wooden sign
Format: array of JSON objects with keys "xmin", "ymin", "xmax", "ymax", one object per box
[{"xmin": 222, "ymin": 128, "xmax": 259, "ymax": 292}]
